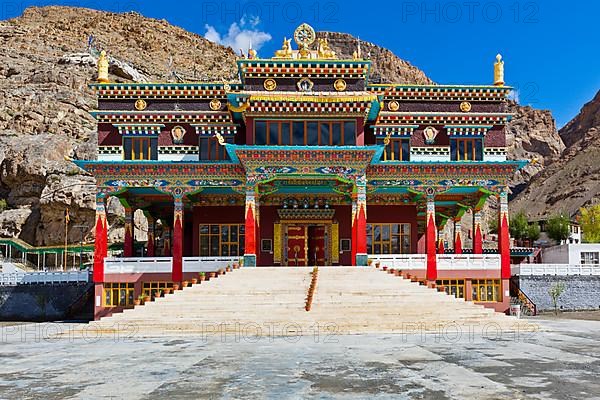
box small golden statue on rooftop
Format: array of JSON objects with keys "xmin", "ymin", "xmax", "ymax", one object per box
[
  {"xmin": 317, "ymin": 38, "xmax": 336, "ymax": 59},
  {"xmin": 97, "ymin": 50, "xmax": 109, "ymax": 83},
  {"xmin": 274, "ymin": 37, "xmax": 293, "ymax": 59},
  {"xmin": 494, "ymin": 53, "xmax": 504, "ymax": 86}
]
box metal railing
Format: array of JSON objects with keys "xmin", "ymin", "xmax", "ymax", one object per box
[
  {"xmin": 0, "ymin": 271, "xmax": 91, "ymax": 286},
  {"xmin": 512, "ymin": 264, "xmax": 600, "ymax": 276}
]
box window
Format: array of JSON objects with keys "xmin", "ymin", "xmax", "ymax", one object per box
[
  {"xmin": 381, "ymin": 138, "xmax": 410, "ymax": 161},
  {"xmin": 451, "ymin": 138, "xmax": 483, "ymax": 161},
  {"xmin": 103, "ymin": 283, "xmax": 134, "ymax": 307},
  {"xmin": 472, "ymin": 279, "xmax": 501, "ymax": 302},
  {"xmin": 199, "ymin": 137, "xmax": 230, "ymax": 160},
  {"xmin": 123, "ymin": 137, "xmax": 157, "ymax": 160},
  {"xmin": 199, "ymin": 224, "xmax": 245, "ymax": 257},
  {"xmin": 581, "ymin": 252, "xmax": 599, "ymax": 265},
  {"xmin": 367, "ymin": 223, "xmax": 411, "ymax": 254},
  {"xmin": 254, "ymin": 120, "xmax": 356, "ymax": 146},
  {"xmin": 436, "ymin": 279, "xmax": 465, "ymax": 298},
  {"xmin": 143, "ymin": 282, "xmax": 173, "ymax": 298}
]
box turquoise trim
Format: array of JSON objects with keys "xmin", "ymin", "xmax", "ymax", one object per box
[{"xmin": 372, "ymin": 160, "xmax": 528, "ymax": 169}]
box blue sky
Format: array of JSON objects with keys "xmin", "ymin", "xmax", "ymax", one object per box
[{"xmin": 3, "ymin": 0, "xmax": 599, "ymax": 127}]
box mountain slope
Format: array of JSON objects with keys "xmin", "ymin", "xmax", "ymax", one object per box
[{"xmin": 512, "ymin": 90, "xmax": 600, "ymax": 218}]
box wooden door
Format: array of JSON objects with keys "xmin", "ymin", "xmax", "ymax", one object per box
[
  {"xmin": 308, "ymin": 225, "xmax": 326, "ymax": 266},
  {"xmin": 287, "ymin": 225, "xmax": 307, "ymax": 266}
]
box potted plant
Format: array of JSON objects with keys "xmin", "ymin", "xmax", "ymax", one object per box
[
  {"xmin": 182, "ymin": 280, "xmax": 189, "ymax": 288},
  {"xmin": 217, "ymin": 268, "xmax": 225, "ymax": 276},
  {"xmin": 233, "ymin": 262, "xmax": 239, "ymax": 269},
  {"xmin": 154, "ymin": 290, "xmax": 162, "ymax": 299},
  {"xmin": 375, "ymin": 261, "xmax": 381, "ymax": 268},
  {"xmin": 172, "ymin": 283, "xmax": 180, "ymax": 291},
  {"xmin": 163, "ymin": 287, "xmax": 172, "ymax": 295},
  {"xmin": 134, "ymin": 295, "xmax": 143, "ymax": 306},
  {"xmin": 191, "ymin": 277, "xmax": 198, "ymax": 285},
  {"xmin": 143, "ymin": 293, "xmax": 151, "ymax": 303},
  {"xmin": 367, "ymin": 258, "xmax": 373, "ymax": 266},
  {"xmin": 198, "ymin": 272, "xmax": 206, "ymax": 282},
  {"xmin": 207, "ymin": 271, "xmax": 215, "ymax": 279}
]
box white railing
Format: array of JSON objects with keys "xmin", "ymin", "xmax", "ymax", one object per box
[
  {"xmin": 369, "ymin": 254, "xmax": 426, "ymax": 270},
  {"xmin": 183, "ymin": 257, "xmax": 239, "ymax": 272},
  {"xmin": 104, "ymin": 257, "xmax": 172, "ymax": 274},
  {"xmin": 512, "ymin": 264, "xmax": 600, "ymax": 276},
  {"xmin": 0, "ymin": 271, "xmax": 91, "ymax": 286},
  {"xmin": 437, "ymin": 254, "xmax": 500, "ymax": 270},
  {"xmin": 368, "ymin": 254, "xmax": 500, "ymax": 270}
]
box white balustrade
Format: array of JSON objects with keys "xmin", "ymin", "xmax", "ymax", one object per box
[
  {"xmin": 0, "ymin": 271, "xmax": 91, "ymax": 286},
  {"xmin": 183, "ymin": 257, "xmax": 240, "ymax": 272},
  {"xmin": 104, "ymin": 257, "xmax": 173, "ymax": 274},
  {"xmin": 368, "ymin": 254, "xmax": 500, "ymax": 270},
  {"xmin": 437, "ymin": 254, "xmax": 500, "ymax": 270},
  {"xmin": 512, "ymin": 264, "xmax": 600, "ymax": 276},
  {"xmin": 368, "ymin": 254, "xmax": 426, "ymax": 270}
]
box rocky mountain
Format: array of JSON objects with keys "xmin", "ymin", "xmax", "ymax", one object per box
[
  {"xmin": 0, "ymin": 6, "xmax": 236, "ymax": 247},
  {"xmin": 512, "ymin": 90, "xmax": 600, "ymax": 219},
  {"xmin": 0, "ymin": 5, "xmax": 573, "ymax": 249}
]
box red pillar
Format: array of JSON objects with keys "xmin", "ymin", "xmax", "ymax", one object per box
[
  {"xmin": 146, "ymin": 214, "xmax": 155, "ymax": 257},
  {"xmin": 172, "ymin": 195, "xmax": 184, "ymax": 282},
  {"xmin": 123, "ymin": 206, "xmax": 134, "ymax": 257},
  {"xmin": 473, "ymin": 209, "xmax": 483, "ymax": 254},
  {"xmin": 499, "ymin": 190, "xmax": 511, "ymax": 279},
  {"xmin": 244, "ymin": 189, "xmax": 257, "ymax": 267},
  {"xmin": 454, "ymin": 219, "xmax": 463, "ymax": 254},
  {"xmin": 437, "ymin": 237, "xmax": 445, "ymax": 254},
  {"xmin": 426, "ymin": 193, "xmax": 437, "ymax": 281},
  {"xmin": 93, "ymin": 193, "xmax": 107, "ymax": 283},
  {"xmin": 352, "ymin": 180, "xmax": 368, "ymax": 266}
]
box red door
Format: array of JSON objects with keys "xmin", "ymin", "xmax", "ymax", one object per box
[
  {"xmin": 308, "ymin": 225, "xmax": 326, "ymax": 266},
  {"xmin": 287, "ymin": 225, "xmax": 307, "ymax": 266}
]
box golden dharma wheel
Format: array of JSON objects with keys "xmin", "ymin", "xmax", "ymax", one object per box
[
  {"xmin": 388, "ymin": 100, "xmax": 400, "ymax": 111},
  {"xmin": 460, "ymin": 101, "xmax": 472, "ymax": 112}
]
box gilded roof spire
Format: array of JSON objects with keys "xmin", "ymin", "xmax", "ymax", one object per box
[
  {"xmin": 97, "ymin": 50, "xmax": 109, "ymax": 83},
  {"xmin": 494, "ymin": 53, "xmax": 504, "ymax": 86}
]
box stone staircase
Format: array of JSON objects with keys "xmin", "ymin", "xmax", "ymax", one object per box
[{"xmin": 87, "ymin": 267, "xmax": 531, "ymax": 337}]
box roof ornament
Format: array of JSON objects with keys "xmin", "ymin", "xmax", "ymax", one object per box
[
  {"xmin": 274, "ymin": 37, "xmax": 293, "ymax": 59},
  {"xmin": 353, "ymin": 37, "xmax": 362, "ymax": 60},
  {"xmin": 317, "ymin": 38, "xmax": 336, "ymax": 59},
  {"xmin": 247, "ymin": 41, "xmax": 257, "ymax": 59},
  {"xmin": 494, "ymin": 54, "xmax": 505, "ymax": 86},
  {"xmin": 97, "ymin": 50, "xmax": 109, "ymax": 83}
]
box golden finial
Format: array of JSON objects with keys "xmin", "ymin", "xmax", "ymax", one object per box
[
  {"xmin": 494, "ymin": 53, "xmax": 504, "ymax": 86},
  {"xmin": 317, "ymin": 38, "xmax": 336, "ymax": 59},
  {"xmin": 97, "ymin": 50, "xmax": 109, "ymax": 83}
]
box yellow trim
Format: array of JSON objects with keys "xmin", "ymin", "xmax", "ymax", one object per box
[{"xmin": 249, "ymin": 94, "xmax": 377, "ymax": 103}]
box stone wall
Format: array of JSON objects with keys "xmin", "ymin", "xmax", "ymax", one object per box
[
  {"xmin": 517, "ymin": 275, "xmax": 600, "ymax": 312},
  {"xmin": 0, "ymin": 283, "xmax": 93, "ymax": 321}
]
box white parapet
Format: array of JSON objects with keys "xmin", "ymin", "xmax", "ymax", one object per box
[
  {"xmin": 0, "ymin": 271, "xmax": 91, "ymax": 285},
  {"xmin": 512, "ymin": 264, "xmax": 600, "ymax": 276},
  {"xmin": 368, "ymin": 254, "xmax": 500, "ymax": 270},
  {"xmin": 410, "ymin": 147, "xmax": 451, "ymax": 162},
  {"xmin": 104, "ymin": 257, "xmax": 173, "ymax": 274},
  {"xmin": 183, "ymin": 257, "xmax": 240, "ymax": 272}
]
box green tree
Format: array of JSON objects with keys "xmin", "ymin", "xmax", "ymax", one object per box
[
  {"xmin": 546, "ymin": 213, "xmax": 571, "ymax": 243},
  {"xmin": 527, "ymin": 223, "xmax": 541, "ymax": 242},
  {"xmin": 0, "ymin": 199, "xmax": 6, "ymax": 213},
  {"xmin": 509, "ymin": 212, "xmax": 529, "ymax": 240},
  {"xmin": 548, "ymin": 281, "xmax": 566, "ymax": 315},
  {"xmin": 579, "ymin": 204, "xmax": 600, "ymax": 243}
]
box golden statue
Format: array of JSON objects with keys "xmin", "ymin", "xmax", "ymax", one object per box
[
  {"xmin": 317, "ymin": 38, "xmax": 336, "ymax": 59},
  {"xmin": 494, "ymin": 53, "xmax": 504, "ymax": 86},
  {"xmin": 97, "ymin": 50, "xmax": 109, "ymax": 83},
  {"xmin": 274, "ymin": 37, "xmax": 293, "ymax": 58}
]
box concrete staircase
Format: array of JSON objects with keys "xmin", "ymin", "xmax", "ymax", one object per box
[{"xmin": 88, "ymin": 267, "xmax": 530, "ymax": 337}]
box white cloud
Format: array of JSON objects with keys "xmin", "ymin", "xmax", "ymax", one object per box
[{"xmin": 204, "ymin": 16, "xmax": 271, "ymax": 53}]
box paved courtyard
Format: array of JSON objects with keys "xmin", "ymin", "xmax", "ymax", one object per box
[{"xmin": 0, "ymin": 318, "xmax": 599, "ymax": 399}]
